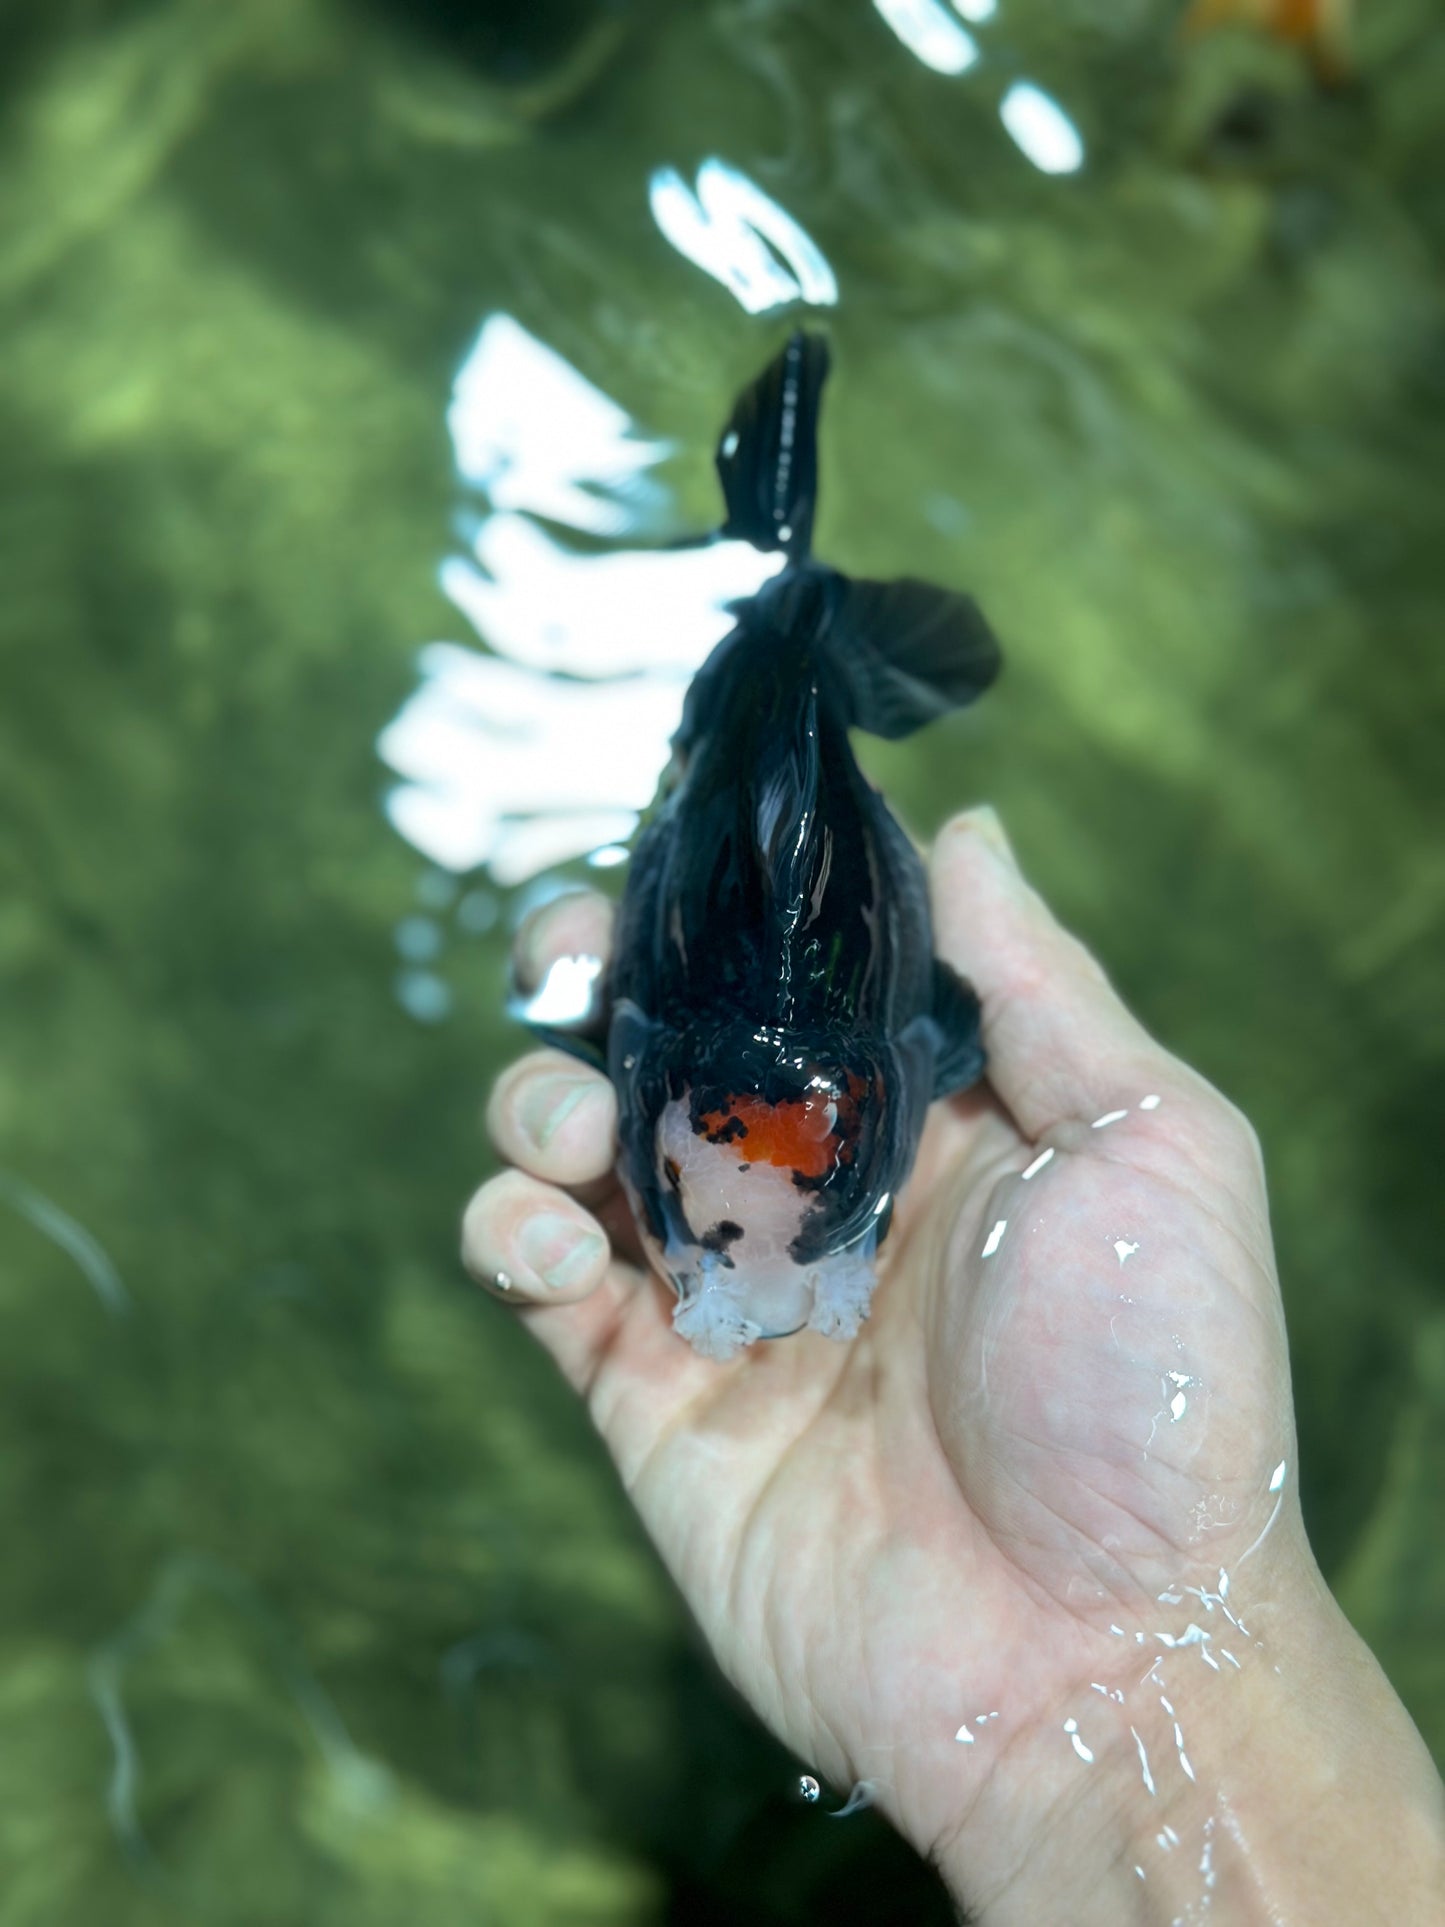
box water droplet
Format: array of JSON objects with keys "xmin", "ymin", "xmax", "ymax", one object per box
[
  {"xmin": 394, "ymin": 969, "xmax": 452, "ymax": 1023},
  {"xmin": 394, "ymin": 915, "xmax": 444, "ymax": 963},
  {"xmin": 799, "ymin": 1774, "xmax": 820, "ymax": 1803},
  {"xmin": 414, "ymin": 868, "xmax": 458, "ymax": 911},
  {"xmin": 1000, "ymin": 81, "xmax": 1086, "ymax": 175},
  {"xmin": 828, "ymin": 1781, "xmax": 877, "ymax": 1819},
  {"xmin": 874, "ymin": 0, "xmax": 979, "ymax": 75},
  {"xmin": 456, "ymin": 887, "xmax": 499, "ymax": 934}
]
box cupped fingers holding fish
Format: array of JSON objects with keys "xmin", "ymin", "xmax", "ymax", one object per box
[
  {"xmin": 462, "ymin": 1168, "xmax": 615, "ymax": 1304},
  {"xmin": 461, "ymin": 1170, "xmax": 681, "ymax": 1410}
]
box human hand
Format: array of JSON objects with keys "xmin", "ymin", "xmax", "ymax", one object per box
[{"xmin": 464, "ymin": 808, "xmax": 1443, "ymax": 1922}]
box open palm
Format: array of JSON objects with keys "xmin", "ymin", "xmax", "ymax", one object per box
[{"xmin": 465, "ymin": 810, "xmax": 1302, "ymax": 1907}]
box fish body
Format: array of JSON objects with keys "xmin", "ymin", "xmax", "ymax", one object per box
[{"xmin": 606, "ymin": 334, "xmax": 1000, "ymax": 1361}]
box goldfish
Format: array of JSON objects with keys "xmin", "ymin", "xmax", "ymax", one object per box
[
  {"xmin": 560, "ymin": 332, "xmax": 1002, "ymax": 1362},
  {"xmin": 1181, "ymin": 0, "xmax": 1352, "ymax": 83}
]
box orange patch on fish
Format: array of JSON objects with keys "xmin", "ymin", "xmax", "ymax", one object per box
[
  {"xmin": 701, "ymin": 1075, "xmax": 866, "ymax": 1181},
  {"xmin": 700, "ymin": 1095, "xmax": 838, "ymax": 1178}
]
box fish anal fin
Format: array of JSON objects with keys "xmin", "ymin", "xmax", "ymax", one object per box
[
  {"xmin": 930, "ymin": 957, "xmax": 985, "ymax": 1098},
  {"xmin": 825, "ymin": 575, "xmax": 1001, "ymax": 740}
]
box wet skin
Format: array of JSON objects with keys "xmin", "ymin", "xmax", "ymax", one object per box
[{"xmin": 467, "ymin": 810, "xmax": 1444, "ymax": 1923}]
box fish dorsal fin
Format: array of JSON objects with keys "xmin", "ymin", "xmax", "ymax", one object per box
[
  {"xmin": 752, "ymin": 683, "xmax": 824, "ymax": 930},
  {"xmin": 715, "ymin": 331, "xmax": 829, "ymax": 561},
  {"xmin": 821, "ymin": 574, "xmax": 1001, "ymax": 740}
]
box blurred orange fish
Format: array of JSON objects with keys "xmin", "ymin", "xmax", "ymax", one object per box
[{"xmin": 1182, "ymin": 0, "xmax": 1353, "ymax": 82}]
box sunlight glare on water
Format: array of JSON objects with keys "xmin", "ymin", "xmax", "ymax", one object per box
[
  {"xmin": 999, "ymin": 81, "xmax": 1086, "ymax": 174},
  {"xmin": 446, "ymin": 314, "xmax": 667, "ymax": 536},
  {"xmin": 379, "ymin": 316, "xmax": 782, "ymax": 882},
  {"xmin": 438, "ymin": 514, "xmax": 776, "ymax": 680},
  {"xmin": 873, "ymin": 0, "xmax": 980, "ymax": 75},
  {"xmin": 649, "ymin": 159, "xmax": 839, "ymax": 313}
]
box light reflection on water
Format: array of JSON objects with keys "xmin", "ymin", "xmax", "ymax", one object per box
[
  {"xmin": 649, "ymin": 159, "xmax": 840, "ymax": 313},
  {"xmin": 380, "ymin": 155, "xmax": 845, "ymax": 892},
  {"xmin": 1000, "ymin": 82, "xmax": 1086, "ymax": 176},
  {"xmin": 444, "ymin": 313, "xmax": 667, "ymax": 538},
  {"xmin": 0, "ymin": 1171, "xmax": 129, "ymax": 1316},
  {"xmin": 379, "ymin": 340, "xmax": 791, "ymax": 881},
  {"xmin": 871, "ymin": 0, "xmax": 1085, "ymax": 175},
  {"xmin": 873, "ymin": 0, "xmax": 980, "ymax": 78}
]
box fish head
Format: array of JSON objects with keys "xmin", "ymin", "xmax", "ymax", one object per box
[{"xmin": 627, "ymin": 1020, "xmax": 926, "ymax": 1348}]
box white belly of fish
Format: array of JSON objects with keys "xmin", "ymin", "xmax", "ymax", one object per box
[{"xmin": 652, "ymin": 1097, "xmax": 878, "ymax": 1363}]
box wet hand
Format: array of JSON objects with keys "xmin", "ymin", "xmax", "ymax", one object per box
[{"xmin": 464, "ymin": 810, "xmax": 1443, "ymax": 1923}]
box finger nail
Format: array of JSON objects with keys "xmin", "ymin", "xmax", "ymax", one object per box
[
  {"xmin": 511, "ymin": 900, "xmax": 559, "ymax": 995},
  {"xmin": 516, "ymin": 1073, "xmax": 594, "ymax": 1150},
  {"xmin": 512, "ymin": 892, "xmax": 592, "ymax": 995},
  {"xmin": 516, "ymin": 1213, "xmax": 607, "ymax": 1290},
  {"xmin": 964, "ymin": 805, "xmax": 1018, "ymax": 871}
]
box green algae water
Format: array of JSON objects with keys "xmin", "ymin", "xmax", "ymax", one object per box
[{"xmin": 1, "ymin": 1, "xmax": 1442, "ymax": 1919}]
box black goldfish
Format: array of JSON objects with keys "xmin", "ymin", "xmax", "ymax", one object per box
[{"xmin": 561, "ymin": 333, "xmax": 1001, "ymax": 1359}]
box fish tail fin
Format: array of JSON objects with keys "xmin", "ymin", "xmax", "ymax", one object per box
[
  {"xmin": 715, "ymin": 330, "xmax": 829, "ymax": 561},
  {"xmin": 818, "ymin": 572, "xmax": 1002, "ymax": 740}
]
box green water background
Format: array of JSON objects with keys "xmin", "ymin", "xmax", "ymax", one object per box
[{"xmin": 0, "ymin": 0, "xmax": 1441, "ymax": 1919}]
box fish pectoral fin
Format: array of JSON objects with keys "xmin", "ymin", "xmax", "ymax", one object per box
[
  {"xmin": 824, "ymin": 575, "xmax": 1001, "ymax": 739},
  {"xmin": 929, "ymin": 957, "xmax": 986, "ymax": 1098}
]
